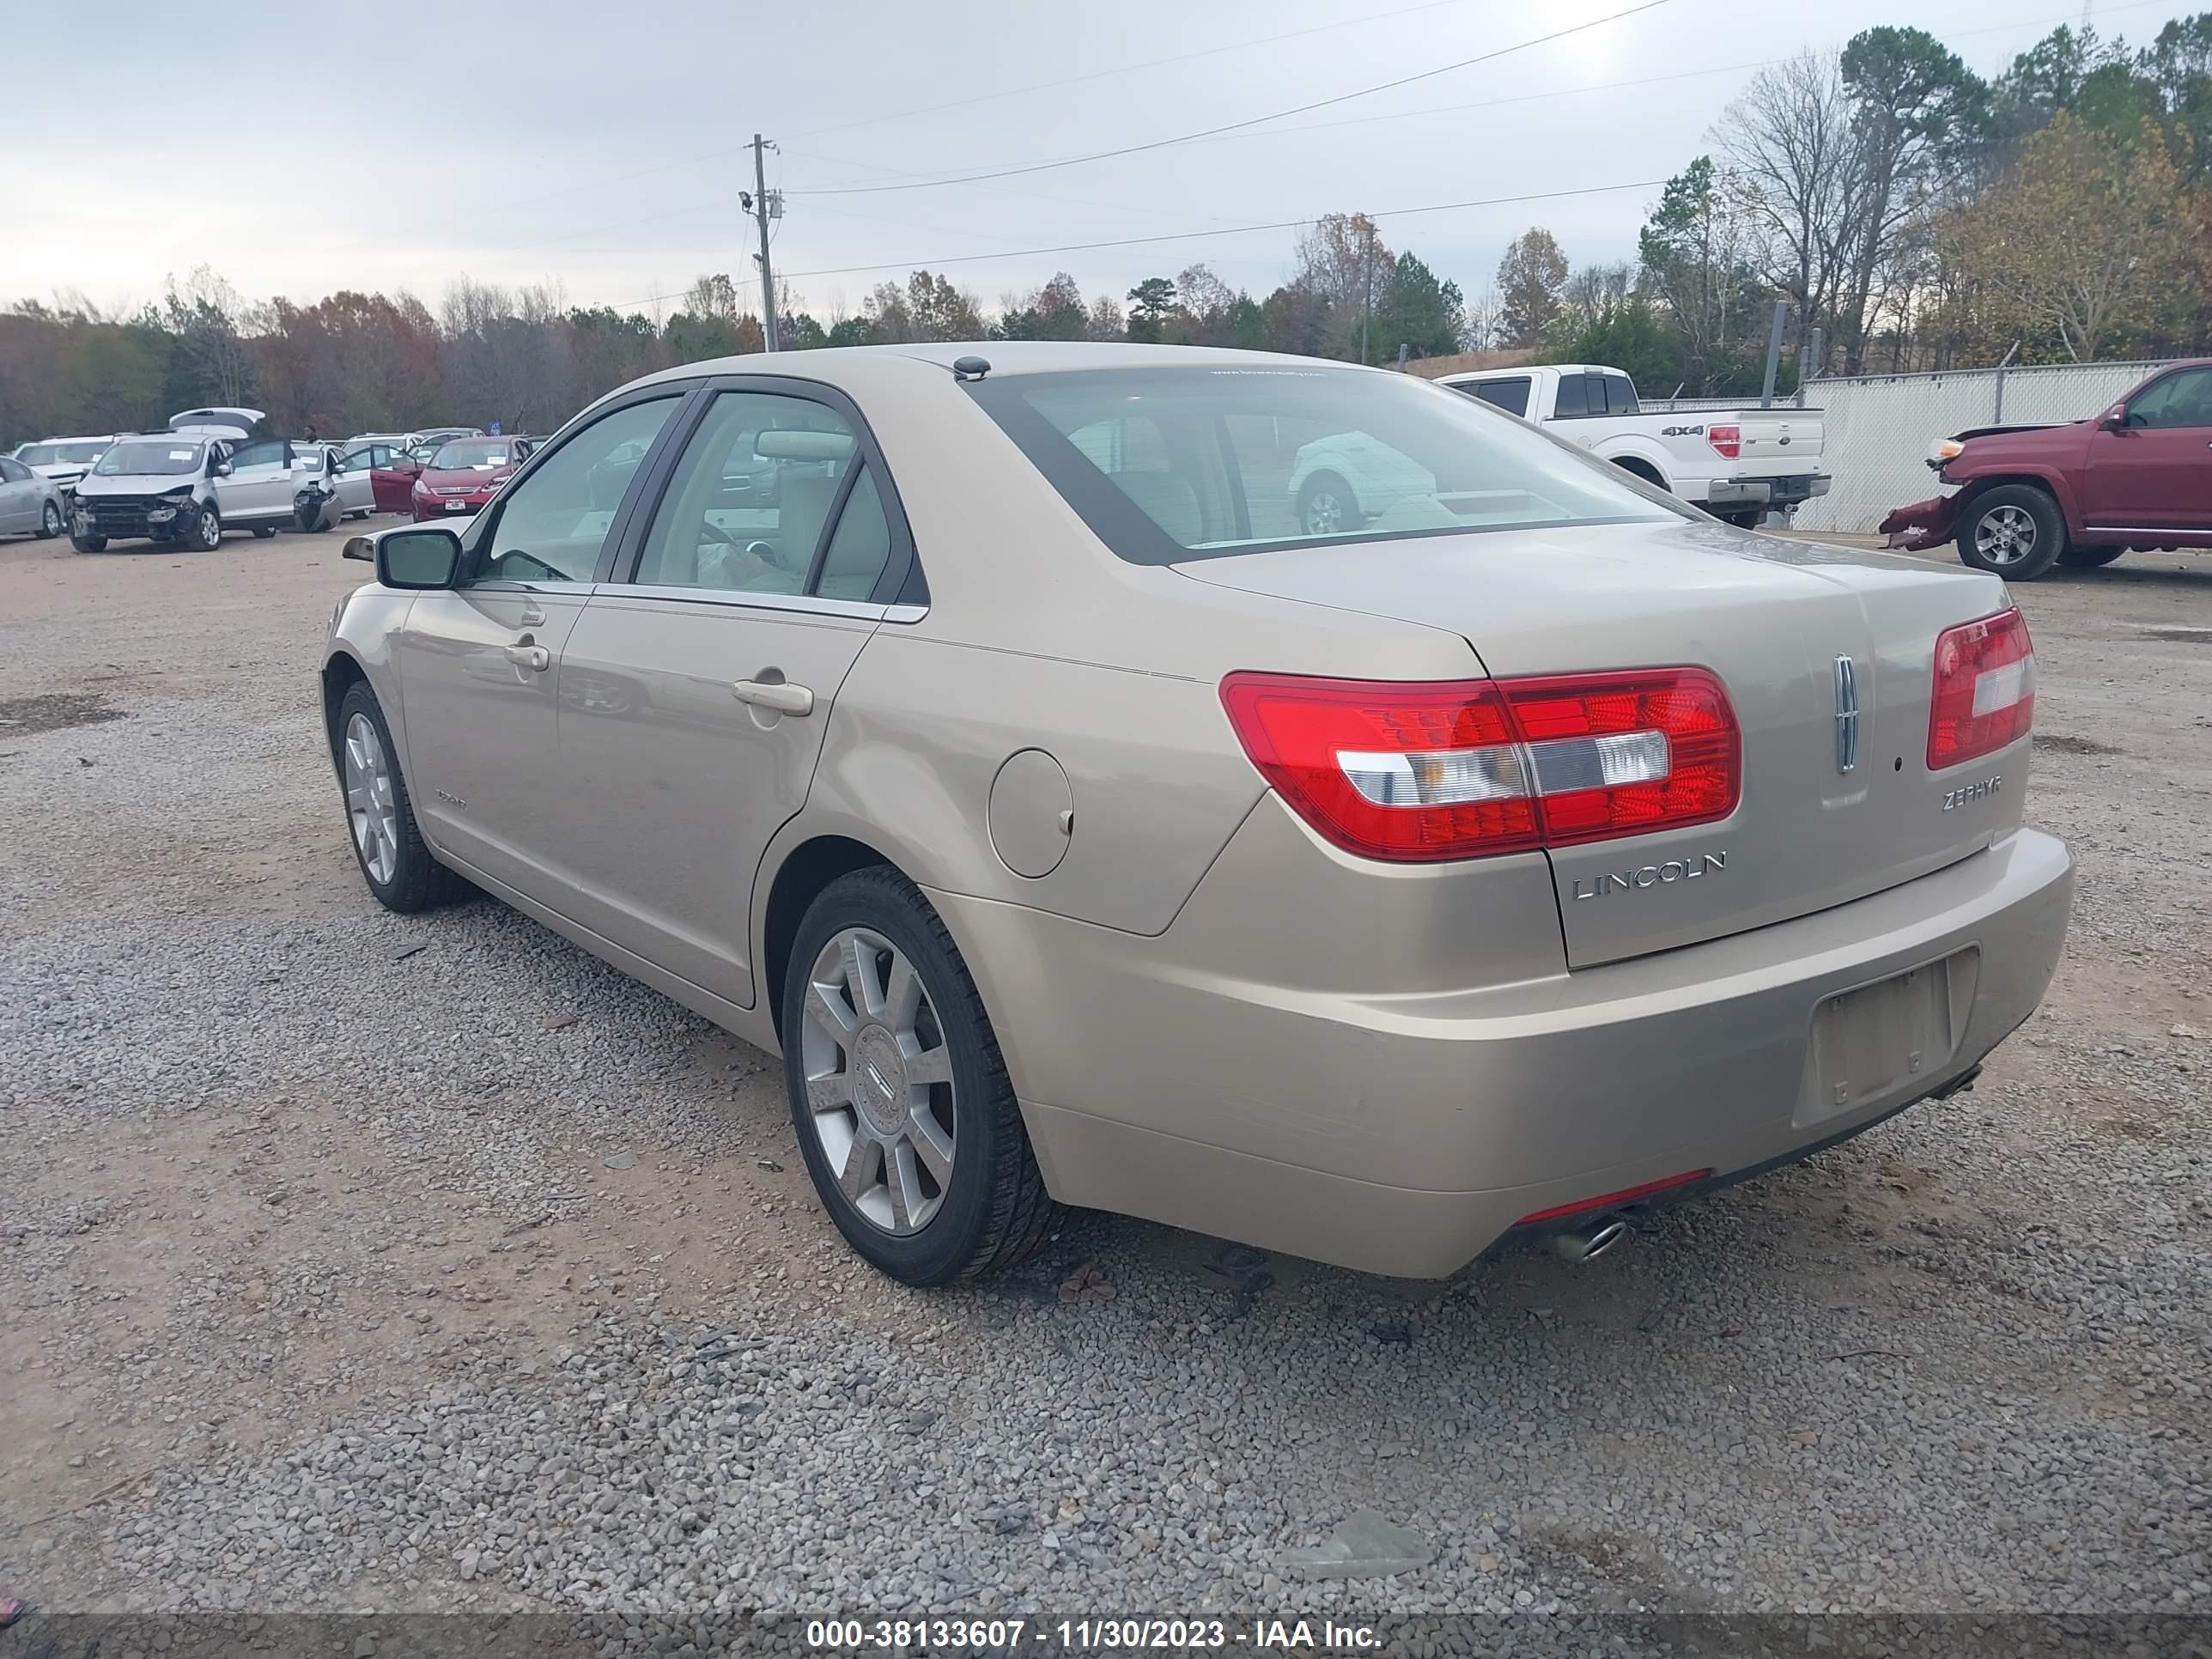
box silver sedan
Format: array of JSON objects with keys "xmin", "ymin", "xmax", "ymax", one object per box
[
  {"xmin": 0, "ymin": 453, "xmax": 64, "ymax": 538},
  {"xmin": 321, "ymin": 343, "xmax": 2072, "ymax": 1286}
]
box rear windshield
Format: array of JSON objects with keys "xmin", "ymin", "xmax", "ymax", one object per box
[
  {"xmin": 94, "ymin": 441, "xmax": 204, "ymax": 477},
  {"xmin": 432, "ymin": 439, "xmax": 514, "ymax": 469},
  {"xmin": 963, "ymin": 365, "xmax": 1682, "ymax": 565}
]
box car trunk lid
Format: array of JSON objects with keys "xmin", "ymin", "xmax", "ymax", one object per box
[{"xmin": 1177, "ymin": 518, "xmax": 2027, "ymax": 968}]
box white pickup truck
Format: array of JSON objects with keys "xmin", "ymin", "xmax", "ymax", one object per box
[{"xmin": 1432, "ymin": 363, "xmax": 1829, "ymax": 526}]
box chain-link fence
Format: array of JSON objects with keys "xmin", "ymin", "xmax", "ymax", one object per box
[{"xmin": 1638, "ymin": 359, "xmax": 2183, "ymax": 534}]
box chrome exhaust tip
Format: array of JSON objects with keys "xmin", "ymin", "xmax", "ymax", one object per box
[{"xmin": 1551, "ymin": 1216, "xmax": 1629, "ymax": 1263}]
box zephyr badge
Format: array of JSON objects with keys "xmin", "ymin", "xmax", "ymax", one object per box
[{"xmin": 1833, "ymin": 655, "xmax": 1859, "ymax": 774}]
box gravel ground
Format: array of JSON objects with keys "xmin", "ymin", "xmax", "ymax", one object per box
[{"xmin": 1, "ymin": 524, "xmax": 2208, "ymax": 1654}]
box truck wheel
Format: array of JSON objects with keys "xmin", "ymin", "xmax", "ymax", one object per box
[
  {"xmin": 2056, "ymin": 544, "xmax": 2125, "ymax": 568},
  {"xmin": 70, "ymin": 531, "xmax": 106, "ymax": 554},
  {"xmin": 1295, "ymin": 473, "xmax": 1363, "ymax": 537},
  {"xmin": 38, "ymin": 501, "xmax": 63, "ymax": 539},
  {"xmin": 1956, "ymin": 485, "xmax": 2062, "ymax": 580},
  {"xmin": 1715, "ymin": 508, "xmax": 1763, "ymax": 530}
]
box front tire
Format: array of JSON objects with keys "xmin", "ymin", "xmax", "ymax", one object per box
[
  {"xmin": 188, "ymin": 502, "xmax": 222, "ymax": 551},
  {"xmin": 1294, "ymin": 472, "xmax": 1363, "ymax": 538},
  {"xmin": 334, "ymin": 681, "xmax": 465, "ymax": 914},
  {"xmin": 1957, "ymin": 484, "xmax": 2063, "ymax": 579},
  {"xmin": 70, "ymin": 531, "xmax": 106, "ymax": 553},
  {"xmin": 38, "ymin": 501, "xmax": 63, "ymax": 538},
  {"xmin": 2057, "ymin": 544, "xmax": 2125, "ymax": 568},
  {"xmin": 783, "ymin": 867, "xmax": 1058, "ymax": 1285}
]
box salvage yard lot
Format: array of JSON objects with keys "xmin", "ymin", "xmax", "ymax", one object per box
[{"xmin": 1, "ymin": 525, "xmax": 2208, "ymax": 1632}]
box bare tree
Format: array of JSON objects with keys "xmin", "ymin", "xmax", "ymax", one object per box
[
  {"xmin": 1711, "ymin": 53, "xmax": 1859, "ymax": 356},
  {"xmin": 1563, "ymin": 261, "xmax": 1633, "ymax": 327}
]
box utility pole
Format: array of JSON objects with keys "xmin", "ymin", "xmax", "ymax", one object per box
[
  {"xmin": 750, "ymin": 134, "xmax": 781, "ymax": 353},
  {"xmin": 1358, "ymin": 221, "xmax": 1375, "ymax": 366}
]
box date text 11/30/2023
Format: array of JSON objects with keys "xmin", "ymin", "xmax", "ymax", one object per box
[{"xmin": 805, "ymin": 1617, "xmax": 1382, "ymax": 1650}]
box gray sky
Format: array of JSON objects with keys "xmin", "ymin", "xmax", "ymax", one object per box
[{"xmin": 4, "ymin": 0, "xmax": 2195, "ymax": 322}]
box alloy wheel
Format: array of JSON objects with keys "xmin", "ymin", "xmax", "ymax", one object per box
[
  {"xmin": 41, "ymin": 501, "xmax": 61, "ymax": 536},
  {"xmin": 1303, "ymin": 489, "xmax": 1346, "ymax": 536},
  {"xmin": 1973, "ymin": 503, "xmax": 2037, "ymax": 567},
  {"xmin": 799, "ymin": 927, "xmax": 957, "ymax": 1235},
  {"xmin": 196, "ymin": 506, "xmax": 220, "ymax": 550},
  {"xmin": 343, "ymin": 713, "xmax": 400, "ymax": 885}
]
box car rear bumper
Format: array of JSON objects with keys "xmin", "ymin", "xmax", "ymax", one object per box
[
  {"xmin": 1705, "ymin": 473, "xmax": 1832, "ymax": 508},
  {"xmin": 938, "ymin": 816, "xmax": 2072, "ymax": 1278}
]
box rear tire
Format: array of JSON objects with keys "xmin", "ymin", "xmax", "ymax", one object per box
[
  {"xmin": 782, "ymin": 866, "xmax": 1059, "ymax": 1285},
  {"xmin": 38, "ymin": 501, "xmax": 63, "ymax": 538},
  {"xmin": 1294, "ymin": 472, "xmax": 1363, "ymax": 538},
  {"xmin": 2056, "ymin": 544, "xmax": 2124, "ymax": 568},
  {"xmin": 252, "ymin": 526, "xmax": 278, "ymax": 539},
  {"xmin": 334, "ymin": 680, "xmax": 465, "ymax": 914},
  {"xmin": 1956, "ymin": 484, "xmax": 2063, "ymax": 579},
  {"xmin": 1714, "ymin": 507, "xmax": 1764, "ymax": 530}
]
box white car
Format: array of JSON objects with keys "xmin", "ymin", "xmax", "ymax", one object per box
[{"xmin": 11, "ymin": 434, "xmax": 115, "ymax": 504}]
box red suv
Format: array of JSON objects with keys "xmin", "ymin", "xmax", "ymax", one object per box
[{"xmin": 1881, "ymin": 360, "xmax": 2212, "ymax": 578}]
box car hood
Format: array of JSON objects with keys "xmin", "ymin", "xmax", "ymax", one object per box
[
  {"xmin": 73, "ymin": 472, "xmax": 200, "ymax": 496},
  {"xmin": 420, "ymin": 467, "xmax": 514, "ymax": 488},
  {"xmin": 1951, "ymin": 419, "xmax": 2091, "ymax": 465}
]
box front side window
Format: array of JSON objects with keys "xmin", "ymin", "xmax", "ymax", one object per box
[
  {"xmin": 227, "ymin": 439, "xmax": 286, "ymax": 470},
  {"xmin": 2127, "ymin": 368, "xmax": 2212, "ymax": 429},
  {"xmin": 964, "ymin": 365, "xmax": 1682, "ymax": 565},
  {"xmin": 476, "ymin": 395, "xmax": 681, "ymax": 584},
  {"xmin": 631, "ymin": 392, "xmax": 867, "ymax": 597}
]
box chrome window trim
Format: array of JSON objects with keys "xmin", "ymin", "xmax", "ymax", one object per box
[{"xmin": 586, "ymin": 580, "xmax": 896, "ymax": 623}]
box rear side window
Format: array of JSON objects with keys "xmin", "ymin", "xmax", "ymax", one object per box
[
  {"xmin": 1551, "ymin": 374, "xmax": 1588, "ymax": 419},
  {"xmin": 963, "ymin": 365, "xmax": 1681, "ymax": 566},
  {"xmin": 1601, "ymin": 374, "xmax": 1639, "ymax": 415},
  {"xmin": 1468, "ymin": 378, "xmax": 1530, "ymax": 417}
]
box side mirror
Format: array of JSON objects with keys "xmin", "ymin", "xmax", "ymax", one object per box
[
  {"xmin": 213, "ymin": 460, "xmax": 233, "ymax": 477},
  {"xmin": 375, "ymin": 526, "xmax": 463, "ymax": 590},
  {"xmin": 2100, "ymin": 404, "xmax": 2129, "ymax": 430},
  {"xmin": 342, "ymin": 535, "xmax": 374, "ymax": 562}
]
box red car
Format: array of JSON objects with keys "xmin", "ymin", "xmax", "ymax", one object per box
[
  {"xmin": 340, "ymin": 441, "xmax": 425, "ymax": 514},
  {"xmin": 1880, "ymin": 359, "xmax": 2212, "ymax": 579},
  {"xmin": 410, "ymin": 435, "xmax": 535, "ymax": 521}
]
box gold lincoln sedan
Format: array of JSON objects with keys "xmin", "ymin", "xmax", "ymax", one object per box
[{"xmin": 324, "ymin": 343, "xmax": 2072, "ymax": 1285}]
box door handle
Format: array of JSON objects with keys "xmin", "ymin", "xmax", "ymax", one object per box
[
  {"xmin": 503, "ymin": 642, "xmax": 550, "ymax": 672},
  {"xmin": 732, "ymin": 678, "xmax": 814, "ymax": 715}
]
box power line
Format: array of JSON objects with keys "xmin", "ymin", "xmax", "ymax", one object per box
[
  {"xmin": 787, "ymin": 0, "xmax": 1675, "ymax": 197},
  {"xmin": 784, "ymin": 0, "xmax": 1484, "ymax": 143},
  {"xmin": 582, "ymin": 179, "xmax": 1665, "ymax": 308},
  {"xmin": 463, "ymin": 0, "xmax": 1483, "ymax": 228}
]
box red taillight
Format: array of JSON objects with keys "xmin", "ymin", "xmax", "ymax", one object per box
[
  {"xmin": 1514, "ymin": 1168, "xmax": 1711, "ymax": 1226},
  {"xmin": 1927, "ymin": 607, "xmax": 2033, "ymax": 771},
  {"xmin": 1706, "ymin": 423, "xmax": 1741, "ymax": 459},
  {"xmin": 1218, "ymin": 667, "xmax": 1741, "ymax": 864}
]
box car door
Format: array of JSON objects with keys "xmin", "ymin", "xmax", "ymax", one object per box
[
  {"xmin": 214, "ymin": 438, "xmax": 291, "ymax": 521},
  {"xmin": 0, "ymin": 457, "xmax": 33, "ymax": 532},
  {"xmin": 553, "ymin": 381, "xmax": 915, "ymax": 1010},
  {"xmin": 2079, "ymin": 367, "xmax": 2212, "ymax": 534},
  {"xmin": 392, "ymin": 389, "xmax": 690, "ymax": 901}
]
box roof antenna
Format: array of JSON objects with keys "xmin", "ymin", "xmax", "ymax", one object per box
[{"xmin": 951, "ymin": 355, "xmax": 991, "ymax": 382}]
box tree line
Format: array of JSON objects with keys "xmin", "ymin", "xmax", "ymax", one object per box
[
  {"xmin": 3, "ymin": 15, "xmax": 2203, "ymax": 444},
  {"xmin": 1520, "ymin": 16, "xmax": 2212, "ymax": 393}
]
